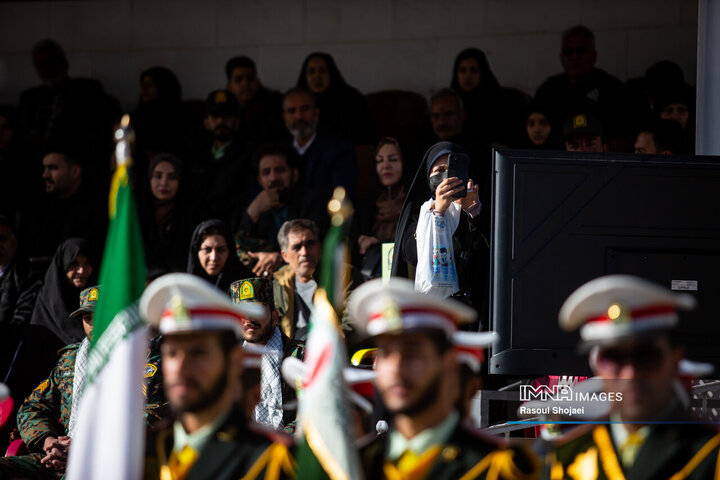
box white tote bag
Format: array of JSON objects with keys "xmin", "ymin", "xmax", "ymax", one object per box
[{"xmin": 414, "ymin": 199, "xmax": 460, "ymax": 298}]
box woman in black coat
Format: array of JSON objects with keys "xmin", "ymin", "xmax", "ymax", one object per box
[
  {"xmin": 296, "ymin": 52, "xmax": 375, "ymax": 145},
  {"xmin": 391, "ymin": 142, "xmax": 490, "ymax": 328},
  {"xmin": 139, "ymin": 153, "xmax": 197, "ymax": 277}
]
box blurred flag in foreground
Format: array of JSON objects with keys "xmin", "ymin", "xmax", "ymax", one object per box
[
  {"xmin": 66, "ymin": 115, "xmax": 148, "ymax": 480},
  {"xmin": 294, "ymin": 188, "xmax": 364, "ymax": 480}
]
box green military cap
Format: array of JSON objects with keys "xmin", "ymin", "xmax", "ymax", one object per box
[
  {"xmin": 70, "ymin": 286, "xmax": 101, "ymax": 319},
  {"xmin": 230, "ymin": 277, "xmax": 275, "ymax": 310}
]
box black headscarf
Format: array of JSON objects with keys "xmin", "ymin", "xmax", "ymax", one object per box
[
  {"xmin": 139, "ymin": 153, "xmax": 195, "ymax": 276},
  {"xmin": 450, "ymin": 48, "xmax": 501, "ymax": 95},
  {"xmin": 295, "ymin": 52, "xmax": 376, "ymax": 144},
  {"xmin": 187, "ymin": 219, "xmax": 252, "ymax": 294},
  {"xmin": 391, "ymin": 142, "xmax": 462, "ymax": 276},
  {"xmin": 29, "ymin": 237, "xmax": 95, "ymax": 345}
]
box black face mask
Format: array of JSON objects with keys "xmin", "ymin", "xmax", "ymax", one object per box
[{"xmin": 428, "ymin": 171, "xmax": 447, "ymax": 195}]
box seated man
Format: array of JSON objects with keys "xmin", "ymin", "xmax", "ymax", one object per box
[
  {"xmin": 224, "ymin": 56, "xmax": 285, "ymax": 143},
  {"xmin": 230, "ymin": 277, "xmax": 304, "ymax": 431},
  {"xmin": 563, "ymin": 112, "xmax": 606, "ymax": 153},
  {"xmin": 347, "ymin": 278, "xmax": 539, "ymax": 479},
  {"xmin": 272, "ymin": 219, "xmax": 322, "ymax": 341},
  {"xmin": 141, "ymin": 273, "xmax": 293, "ymax": 480},
  {"xmin": 0, "ymin": 214, "xmax": 41, "ymax": 379},
  {"xmin": 0, "ymin": 287, "xmax": 162, "ymax": 479},
  {"xmin": 633, "ymin": 118, "xmax": 684, "ymax": 155},
  {"xmin": 282, "ymin": 87, "xmax": 357, "ymax": 199},
  {"xmin": 552, "ymin": 275, "xmax": 720, "ymax": 478},
  {"xmin": 233, "ymin": 143, "xmax": 329, "ymax": 277}
]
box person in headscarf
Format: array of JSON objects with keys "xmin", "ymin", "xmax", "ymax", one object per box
[
  {"xmin": 139, "ymin": 153, "xmax": 197, "ymax": 277},
  {"xmin": 29, "ymin": 237, "xmax": 94, "ymax": 346},
  {"xmin": 391, "ymin": 142, "xmax": 490, "ymax": 327},
  {"xmin": 518, "ymin": 103, "xmax": 560, "ymax": 150},
  {"xmin": 4, "ymin": 237, "xmax": 95, "ymax": 413},
  {"xmin": 654, "ymin": 89, "xmax": 695, "ymax": 154},
  {"xmin": 352, "ymin": 137, "xmax": 409, "ymax": 279},
  {"xmin": 187, "ymin": 219, "xmax": 252, "ymax": 294},
  {"xmin": 296, "ymin": 52, "xmax": 375, "ymax": 145},
  {"xmin": 450, "ymin": 47, "xmax": 529, "ymax": 147},
  {"xmin": 131, "ymin": 66, "xmax": 184, "ymax": 171}
]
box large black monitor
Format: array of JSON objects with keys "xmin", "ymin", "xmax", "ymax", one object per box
[{"xmin": 490, "ymin": 149, "xmax": 720, "ymax": 376}]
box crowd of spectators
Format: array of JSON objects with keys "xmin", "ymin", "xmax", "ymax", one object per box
[{"xmin": 0, "ymin": 24, "xmax": 697, "ymax": 420}]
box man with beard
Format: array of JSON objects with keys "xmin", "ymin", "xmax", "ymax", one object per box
[
  {"xmin": 233, "ymin": 143, "xmax": 329, "ymax": 277},
  {"xmin": 550, "ymin": 275, "xmax": 720, "ymax": 479},
  {"xmin": 19, "ymin": 144, "xmax": 106, "ymax": 259},
  {"xmin": 142, "ymin": 273, "xmax": 294, "ymax": 480},
  {"xmin": 192, "ymin": 89, "xmax": 256, "ymax": 222},
  {"xmin": 282, "ymin": 87, "xmax": 357, "ymax": 199},
  {"xmin": 348, "ymin": 278, "xmax": 540, "ymax": 480},
  {"xmin": 230, "ymin": 277, "xmax": 304, "ymax": 431}
]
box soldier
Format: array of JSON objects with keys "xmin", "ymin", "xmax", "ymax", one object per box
[
  {"xmin": 549, "ymin": 275, "xmax": 720, "ymax": 479},
  {"xmin": 347, "ymin": 278, "xmax": 540, "ymax": 480},
  {"xmin": 230, "ymin": 277, "xmax": 304, "ymax": 431},
  {"xmin": 141, "ymin": 273, "xmax": 294, "ymax": 480},
  {"xmin": 0, "ymin": 286, "xmax": 164, "ymax": 479}
]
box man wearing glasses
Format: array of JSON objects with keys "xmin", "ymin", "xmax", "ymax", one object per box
[{"xmin": 548, "ymin": 275, "xmax": 720, "ymax": 479}]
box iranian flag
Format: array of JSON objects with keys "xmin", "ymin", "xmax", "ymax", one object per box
[
  {"xmin": 295, "ymin": 187, "xmax": 364, "ymax": 480},
  {"xmin": 66, "ymin": 116, "xmax": 148, "ymax": 480}
]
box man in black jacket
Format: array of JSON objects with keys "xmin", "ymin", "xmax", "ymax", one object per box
[
  {"xmin": 225, "ymin": 56, "xmax": 285, "ymax": 143},
  {"xmin": 0, "ymin": 215, "xmax": 41, "ymax": 380},
  {"xmin": 233, "ymin": 143, "xmax": 329, "ymax": 277}
]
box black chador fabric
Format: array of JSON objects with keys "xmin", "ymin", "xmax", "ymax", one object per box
[
  {"xmin": 296, "ymin": 52, "xmax": 376, "ymax": 145},
  {"xmin": 29, "ymin": 237, "xmax": 94, "ymax": 345},
  {"xmin": 187, "ymin": 219, "xmax": 252, "ymax": 294}
]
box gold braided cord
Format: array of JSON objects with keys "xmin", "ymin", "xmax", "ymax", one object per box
[
  {"xmin": 593, "ymin": 426, "xmax": 626, "ymax": 480},
  {"xmin": 668, "ymin": 433, "xmax": 720, "ymax": 480}
]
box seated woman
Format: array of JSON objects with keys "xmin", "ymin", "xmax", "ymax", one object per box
[
  {"xmin": 353, "ymin": 137, "xmax": 408, "ymax": 279},
  {"xmin": 5, "ymin": 238, "xmax": 95, "ymax": 409},
  {"xmin": 520, "ymin": 104, "xmax": 558, "ymax": 149},
  {"xmin": 139, "ymin": 153, "xmax": 197, "ymax": 277},
  {"xmin": 131, "ymin": 66, "xmax": 184, "ymax": 161},
  {"xmin": 187, "ymin": 219, "xmax": 252, "ymax": 294},
  {"xmin": 391, "ymin": 142, "xmax": 489, "ymax": 327},
  {"xmin": 451, "ymin": 47, "xmax": 529, "ymax": 147},
  {"xmin": 296, "ymin": 52, "xmax": 375, "ymax": 145}
]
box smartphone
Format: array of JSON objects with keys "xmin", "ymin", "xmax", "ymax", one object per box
[{"xmin": 447, "ymin": 153, "xmax": 470, "ymax": 199}]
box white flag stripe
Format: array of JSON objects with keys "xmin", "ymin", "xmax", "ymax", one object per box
[{"xmin": 65, "ymin": 324, "xmax": 147, "ymax": 480}]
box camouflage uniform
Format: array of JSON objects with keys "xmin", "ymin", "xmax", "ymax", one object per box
[
  {"xmin": 143, "ymin": 335, "xmax": 168, "ymax": 426},
  {"xmin": 0, "ymin": 287, "xmax": 165, "ymax": 479}
]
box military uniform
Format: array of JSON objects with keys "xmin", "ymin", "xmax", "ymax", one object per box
[
  {"xmin": 546, "ymin": 275, "xmax": 720, "ymax": 480},
  {"xmin": 550, "ymin": 417, "xmax": 720, "ymax": 480},
  {"xmin": 0, "ymin": 287, "xmax": 164, "ymax": 480},
  {"xmin": 144, "ymin": 404, "xmax": 294, "ymax": 480},
  {"xmin": 361, "ymin": 420, "xmax": 539, "ymax": 480},
  {"xmin": 347, "ymin": 278, "xmax": 540, "ymax": 480},
  {"xmin": 144, "ymin": 334, "xmax": 169, "ymax": 426},
  {"xmin": 140, "ymin": 273, "xmax": 295, "ymax": 480}
]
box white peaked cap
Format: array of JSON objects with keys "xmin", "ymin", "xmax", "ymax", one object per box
[
  {"xmin": 141, "ymin": 273, "xmax": 266, "ymax": 339},
  {"xmin": 559, "ymin": 275, "xmax": 695, "ymax": 346}
]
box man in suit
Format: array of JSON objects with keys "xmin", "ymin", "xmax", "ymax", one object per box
[
  {"xmin": 347, "ymin": 278, "xmax": 539, "ymax": 480},
  {"xmin": 141, "ymin": 273, "xmax": 294, "ymax": 480},
  {"xmin": 230, "ymin": 277, "xmax": 304, "ymax": 432},
  {"xmin": 549, "ymin": 275, "xmax": 720, "ymax": 479},
  {"xmin": 282, "ymin": 87, "xmax": 357, "ymax": 199}
]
